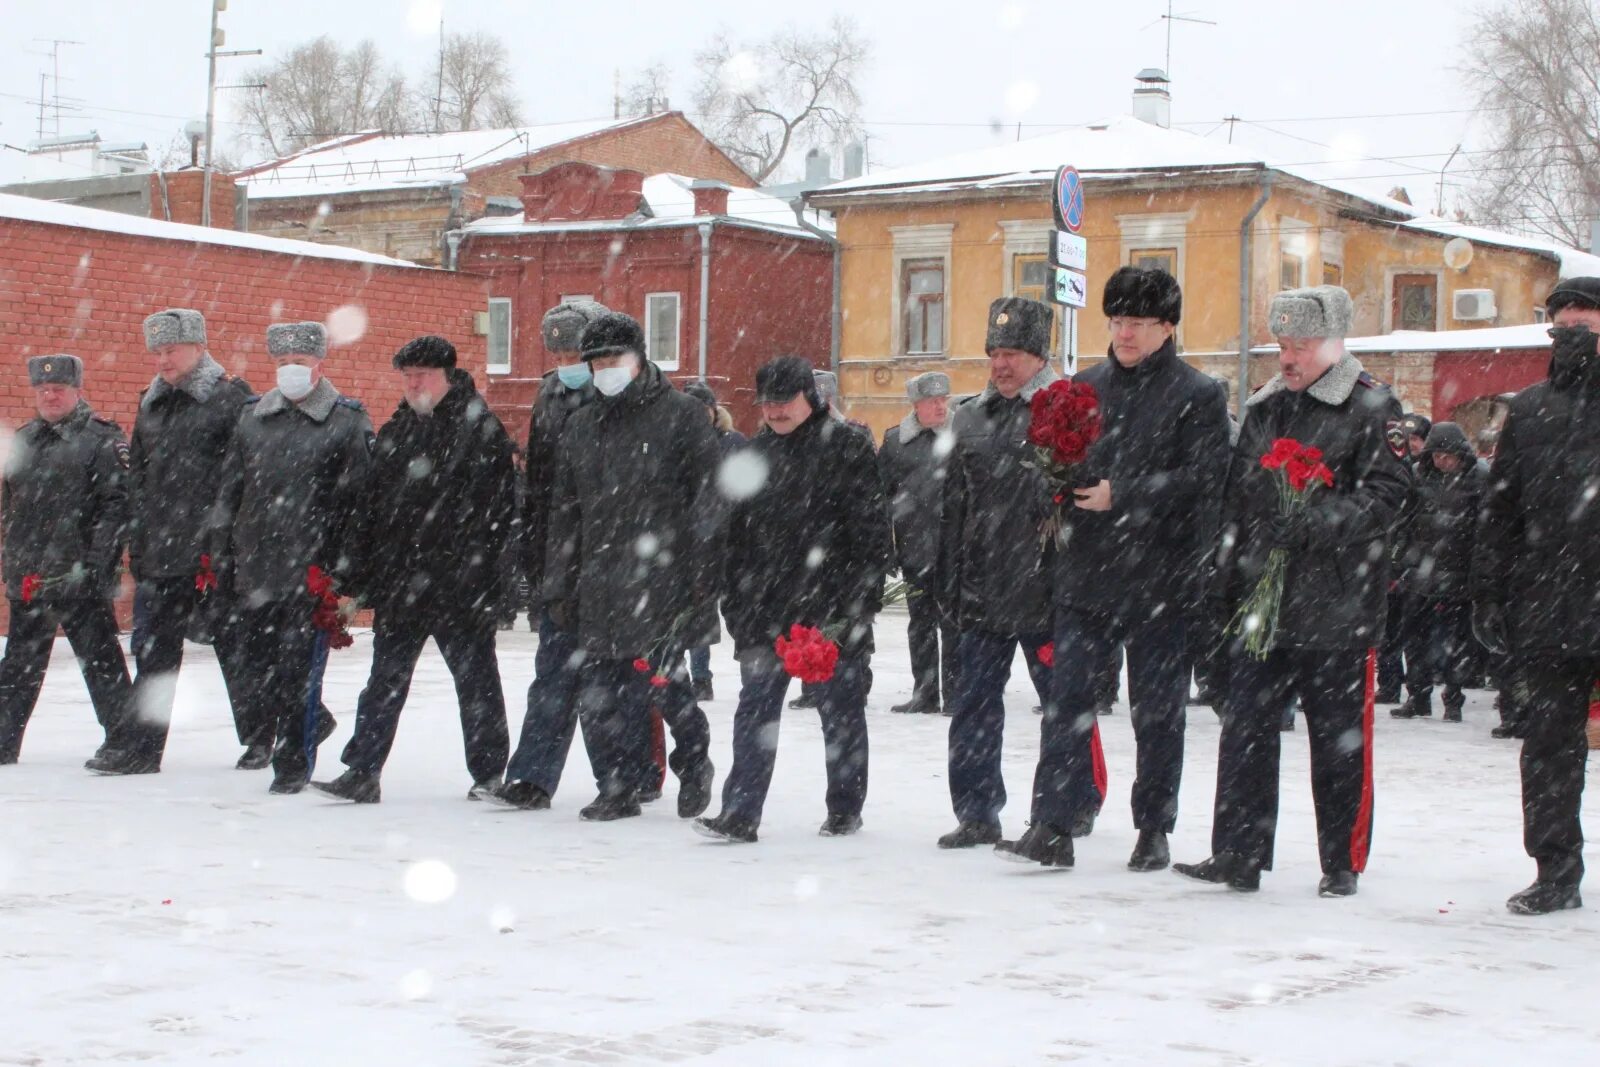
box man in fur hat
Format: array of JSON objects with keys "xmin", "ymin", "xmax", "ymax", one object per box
[
  {"xmin": 1003, "ymin": 267, "xmax": 1229, "ymax": 870},
  {"xmin": 1176, "ymin": 285, "xmax": 1410, "ymax": 897},
  {"xmin": 935, "ymin": 297, "xmax": 1059, "ymax": 850}
]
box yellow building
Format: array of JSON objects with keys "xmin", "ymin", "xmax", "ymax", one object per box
[{"xmin": 809, "ymin": 85, "xmax": 1595, "ymax": 438}]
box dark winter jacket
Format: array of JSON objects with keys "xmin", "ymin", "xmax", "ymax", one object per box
[
  {"xmin": 1053, "ymin": 339, "xmax": 1231, "ymax": 619},
  {"xmin": 1213, "ymin": 354, "xmax": 1411, "ymax": 649},
  {"xmin": 1472, "ymin": 358, "xmax": 1600, "ymax": 655},
  {"xmin": 207, "ymin": 377, "xmax": 374, "ymax": 601},
  {"xmin": 1, "ymin": 401, "xmax": 129, "ymax": 601},
  {"xmin": 523, "ymin": 370, "xmax": 595, "ymax": 610},
  {"xmin": 724, "ymin": 408, "xmax": 893, "ymax": 656},
  {"xmin": 358, "ymin": 369, "xmax": 516, "ymax": 623},
  {"xmin": 938, "ymin": 363, "xmax": 1060, "ymax": 637},
  {"xmin": 544, "ymin": 359, "xmax": 722, "ymax": 660},
  {"xmin": 1398, "ymin": 423, "xmax": 1484, "ymax": 602},
  {"xmin": 879, "ymin": 413, "xmax": 952, "ymax": 583},
  {"xmin": 128, "ymin": 355, "xmax": 253, "ymax": 582}
]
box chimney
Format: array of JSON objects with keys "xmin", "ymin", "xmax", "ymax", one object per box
[
  {"xmin": 804, "ymin": 148, "xmax": 833, "ymax": 185},
  {"xmin": 691, "ymin": 178, "xmax": 731, "ymax": 217},
  {"xmin": 1132, "ymin": 68, "xmax": 1171, "ymax": 129},
  {"xmin": 842, "ymin": 141, "xmax": 865, "ymax": 180}
]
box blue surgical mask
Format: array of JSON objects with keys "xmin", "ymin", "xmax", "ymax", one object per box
[{"xmin": 556, "ymin": 362, "xmax": 591, "ymax": 389}]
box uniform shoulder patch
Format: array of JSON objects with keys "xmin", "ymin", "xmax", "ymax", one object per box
[
  {"xmin": 113, "ymin": 439, "xmax": 131, "ymax": 469},
  {"xmin": 335, "ymin": 396, "xmax": 366, "ymax": 410}
]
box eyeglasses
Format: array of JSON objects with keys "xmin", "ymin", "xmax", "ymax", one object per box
[{"xmin": 1108, "ymin": 317, "xmax": 1164, "ymax": 331}]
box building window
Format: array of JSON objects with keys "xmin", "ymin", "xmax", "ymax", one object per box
[
  {"xmin": 561, "ymin": 293, "xmax": 595, "ymax": 304},
  {"xmin": 645, "ymin": 292, "xmax": 681, "ymax": 371},
  {"xmin": 1279, "ymin": 252, "xmax": 1306, "ymax": 291},
  {"xmin": 1130, "ymin": 247, "xmax": 1177, "ymax": 275},
  {"xmin": 1323, "ymin": 262, "xmax": 1344, "ymax": 286},
  {"xmin": 1013, "ymin": 253, "xmax": 1051, "ymax": 304},
  {"xmin": 1392, "ymin": 274, "xmax": 1438, "ymax": 331},
  {"xmin": 902, "ymin": 259, "xmax": 946, "ymax": 356},
  {"xmin": 486, "ymin": 297, "xmax": 512, "ymax": 375}
]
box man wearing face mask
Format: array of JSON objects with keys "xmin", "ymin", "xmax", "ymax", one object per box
[
  {"xmin": 1473, "ymin": 277, "xmax": 1600, "ymax": 915},
  {"xmin": 544, "ymin": 311, "xmax": 720, "ymax": 821},
  {"xmin": 0, "ymin": 356, "xmax": 134, "ymax": 766},
  {"xmin": 311, "ymin": 336, "xmax": 515, "ymax": 803},
  {"xmin": 208, "ymin": 322, "xmax": 373, "ymax": 795},
  {"xmin": 483, "ymin": 299, "xmax": 610, "ymax": 811},
  {"xmin": 88, "ymin": 309, "xmax": 258, "ymax": 776}
]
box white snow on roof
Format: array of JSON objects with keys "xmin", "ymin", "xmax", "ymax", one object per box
[
  {"xmin": 239, "ymin": 117, "xmax": 657, "ymax": 201},
  {"xmin": 1343, "ymin": 323, "xmax": 1553, "ymax": 354},
  {"xmin": 463, "ymin": 173, "xmax": 831, "ymax": 239},
  {"xmin": 0, "ymin": 149, "xmax": 107, "ymax": 186},
  {"xmin": 0, "ymin": 191, "xmax": 421, "ymax": 268}
]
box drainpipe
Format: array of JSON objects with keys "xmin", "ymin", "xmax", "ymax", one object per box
[
  {"xmin": 444, "ymin": 229, "xmax": 465, "ymax": 271},
  {"xmin": 791, "ymin": 200, "xmax": 841, "ymax": 374},
  {"xmin": 698, "ymin": 220, "xmax": 712, "ymax": 381},
  {"xmin": 1237, "ymin": 170, "xmax": 1275, "ymax": 409}
]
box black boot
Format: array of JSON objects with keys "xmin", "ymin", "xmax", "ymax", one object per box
[
  {"xmin": 1071, "ymin": 809, "xmax": 1097, "ymax": 838},
  {"xmin": 313, "ymin": 706, "xmax": 338, "ymax": 745},
  {"xmin": 819, "ymin": 813, "xmax": 863, "ymax": 837},
  {"xmin": 1095, "ymin": 700, "xmax": 1114, "ymax": 716},
  {"xmin": 937, "ymin": 821, "xmax": 1002, "ymax": 849},
  {"xmin": 1173, "ymin": 852, "xmax": 1261, "ymax": 892},
  {"xmin": 235, "ymin": 742, "xmax": 272, "ymax": 770},
  {"xmin": 1491, "ymin": 722, "xmax": 1527, "ymax": 739},
  {"xmin": 693, "ymin": 813, "xmax": 758, "ymax": 843},
  {"xmin": 677, "ymin": 758, "xmax": 715, "ymax": 819},
  {"xmin": 466, "ymin": 778, "xmax": 502, "ymax": 801},
  {"xmin": 890, "ymin": 699, "xmax": 919, "ymax": 714},
  {"xmin": 1391, "ymin": 693, "xmax": 1432, "ymax": 719},
  {"xmin": 482, "ymin": 780, "xmax": 551, "ymax": 810},
  {"xmin": 268, "ymin": 773, "xmax": 308, "ymax": 795},
  {"xmin": 994, "ymin": 823, "xmax": 1074, "ymax": 868},
  {"xmin": 1318, "ymin": 870, "xmax": 1359, "ymax": 897},
  {"xmin": 84, "ymin": 749, "xmax": 160, "ymax": 776},
  {"xmin": 638, "ymin": 783, "xmax": 663, "ymax": 803},
  {"xmin": 1506, "ymin": 880, "xmax": 1582, "ymax": 915},
  {"xmin": 580, "ymin": 793, "xmax": 641, "ymax": 822},
  {"xmin": 310, "ymin": 769, "xmax": 381, "ymax": 803},
  {"xmin": 693, "ymin": 678, "xmax": 714, "ymax": 702},
  {"xmin": 1128, "ymin": 829, "xmax": 1170, "ymax": 872},
  {"xmin": 789, "ymin": 690, "xmax": 819, "ymax": 710},
  {"xmin": 1442, "ymin": 688, "xmax": 1464, "ymax": 723}
]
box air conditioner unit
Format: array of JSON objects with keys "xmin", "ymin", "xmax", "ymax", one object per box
[{"xmin": 1453, "ymin": 289, "xmax": 1498, "ymax": 322}]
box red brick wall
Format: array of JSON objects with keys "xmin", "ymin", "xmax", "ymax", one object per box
[{"xmin": 152, "ymin": 170, "xmax": 238, "ymax": 229}]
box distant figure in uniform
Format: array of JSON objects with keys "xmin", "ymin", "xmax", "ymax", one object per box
[
  {"xmin": 207, "ymin": 322, "xmax": 372, "ymax": 795},
  {"xmin": 0, "ymin": 355, "xmax": 135, "ymax": 767}
]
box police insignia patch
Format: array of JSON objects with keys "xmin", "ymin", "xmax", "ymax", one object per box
[
  {"xmin": 995, "ymin": 312, "xmax": 1010, "ymax": 326},
  {"xmin": 114, "ymin": 441, "xmax": 131, "ymax": 469}
]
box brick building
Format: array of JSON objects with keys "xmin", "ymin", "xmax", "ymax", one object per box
[
  {"xmin": 237, "ymin": 113, "xmax": 753, "ymax": 267},
  {"xmin": 456, "ymin": 161, "xmax": 834, "ymax": 436}
]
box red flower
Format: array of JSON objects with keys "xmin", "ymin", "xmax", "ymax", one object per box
[
  {"xmin": 1260, "ymin": 438, "xmax": 1301, "ymax": 471},
  {"xmin": 774, "ymin": 624, "xmax": 840, "ymax": 684},
  {"xmin": 1036, "ymin": 643, "xmax": 1055, "ymax": 668},
  {"xmin": 195, "ymin": 554, "xmax": 219, "ymax": 594},
  {"xmin": 650, "ymin": 675, "xmax": 670, "ymax": 688},
  {"xmin": 1286, "ymin": 457, "xmax": 1334, "ymax": 492},
  {"xmin": 20, "ymin": 574, "xmax": 42, "ymax": 604},
  {"xmin": 305, "ymin": 565, "xmax": 353, "ymax": 650},
  {"xmin": 1027, "ymin": 380, "xmax": 1102, "ymax": 467},
  {"xmin": 306, "ymin": 565, "xmax": 335, "ymax": 599},
  {"xmin": 633, "ymin": 658, "xmax": 652, "ymax": 674}
]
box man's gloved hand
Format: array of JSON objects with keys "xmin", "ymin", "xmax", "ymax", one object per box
[
  {"xmin": 1267, "ymin": 511, "xmax": 1311, "ymax": 551},
  {"xmin": 1472, "ymin": 601, "xmax": 1510, "ymax": 657}
]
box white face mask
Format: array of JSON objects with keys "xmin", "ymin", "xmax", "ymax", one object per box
[
  {"xmin": 592, "ymin": 354, "xmax": 639, "ymax": 397},
  {"xmin": 276, "ymin": 363, "xmax": 315, "ymax": 401}
]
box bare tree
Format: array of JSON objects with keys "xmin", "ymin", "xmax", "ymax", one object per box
[
  {"xmin": 1463, "ymin": 0, "xmax": 1600, "ymax": 246},
  {"xmin": 622, "ymin": 63, "xmax": 674, "ymax": 118},
  {"xmin": 690, "ymin": 17, "xmax": 868, "ymax": 182},
  {"xmin": 432, "ymin": 31, "xmax": 525, "ymax": 132},
  {"xmin": 238, "ymin": 36, "xmax": 420, "ymax": 157}
]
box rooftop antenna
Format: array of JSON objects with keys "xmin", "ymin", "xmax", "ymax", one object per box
[{"xmin": 1157, "ymin": 1, "xmax": 1216, "ymax": 83}]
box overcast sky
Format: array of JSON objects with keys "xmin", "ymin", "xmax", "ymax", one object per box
[{"xmin": 1, "ymin": 0, "xmax": 1492, "ymax": 211}]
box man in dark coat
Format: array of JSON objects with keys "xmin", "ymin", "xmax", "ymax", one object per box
[
  {"xmin": 0, "ymin": 355, "xmax": 134, "ymax": 766},
  {"xmin": 543, "ymin": 311, "xmax": 719, "ymax": 822},
  {"xmin": 1393, "ymin": 421, "xmax": 1485, "ymax": 723},
  {"xmin": 92, "ymin": 308, "xmax": 258, "ymax": 775},
  {"xmin": 207, "ymin": 322, "xmax": 372, "ymax": 794},
  {"xmin": 1472, "ymin": 276, "xmax": 1600, "ymax": 915},
  {"xmin": 682, "ymin": 378, "xmax": 747, "ymax": 701},
  {"xmin": 1003, "ymin": 267, "xmax": 1230, "ymax": 870},
  {"xmin": 1377, "ymin": 413, "xmax": 1430, "ymax": 703},
  {"xmin": 879, "ymin": 370, "xmax": 956, "ymax": 716},
  {"xmin": 694, "ymin": 357, "xmax": 892, "ymax": 842},
  {"xmin": 1175, "ymin": 285, "xmax": 1410, "ymax": 897},
  {"xmin": 312, "ymin": 336, "xmax": 515, "ymax": 803},
  {"xmin": 935, "ymin": 297, "xmax": 1058, "ymax": 850}
]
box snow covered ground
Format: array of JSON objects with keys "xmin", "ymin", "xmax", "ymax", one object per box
[{"xmin": 2, "ymin": 608, "xmax": 1597, "ymax": 1066}]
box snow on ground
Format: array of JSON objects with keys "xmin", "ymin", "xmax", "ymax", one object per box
[{"xmin": 2, "ymin": 609, "xmax": 1597, "ymax": 1066}]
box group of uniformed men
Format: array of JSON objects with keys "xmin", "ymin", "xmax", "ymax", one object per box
[{"xmin": 2, "ymin": 267, "xmax": 1596, "ymax": 917}]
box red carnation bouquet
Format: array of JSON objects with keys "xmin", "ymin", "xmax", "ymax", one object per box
[
  {"xmin": 195, "ymin": 554, "xmax": 219, "ymax": 595},
  {"xmin": 1025, "ymin": 380, "xmax": 1102, "ymax": 546},
  {"xmin": 771, "ymin": 579, "xmax": 912, "ymax": 684},
  {"xmin": 306, "ymin": 565, "xmax": 354, "ymax": 650},
  {"xmin": 1229, "ymin": 437, "xmax": 1335, "ymax": 659}
]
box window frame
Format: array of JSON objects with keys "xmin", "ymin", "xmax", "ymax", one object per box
[
  {"xmin": 1129, "ymin": 246, "xmax": 1178, "ymax": 276},
  {"xmin": 900, "ymin": 258, "xmax": 947, "ymax": 358},
  {"xmin": 644, "ymin": 291, "xmax": 682, "ymax": 372},
  {"xmin": 486, "ymin": 297, "xmax": 512, "ymax": 375},
  {"xmin": 889, "ymin": 223, "xmax": 954, "ymax": 359}
]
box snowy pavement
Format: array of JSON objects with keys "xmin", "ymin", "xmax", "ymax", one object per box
[{"xmin": 2, "ymin": 609, "xmax": 1597, "ymax": 1066}]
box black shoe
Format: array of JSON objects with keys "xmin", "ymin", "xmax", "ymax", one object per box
[
  {"xmin": 1173, "ymin": 852, "xmax": 1261, "ymax": 892},
  {"xmin": 580, "ymin": 793, "xmax": 641, "ymax": 821},
  {"xmin": 313, "ymin": 707, "xmax": 337, "ymax": 746},
  {"xmin": 1507, "ymin": 880, "xmax": 1583, "ymax": 915},
  {"xmin": 268, "ymin": 774, "xmax": 308, "ymax": 795},
  {"xmin": 890, "ymin": 699, "xmax": 920, "ymax": 714},
  {"xmin": 639, "ymin": 784, "xmax": 663, "ymax": 804},
  {"xmin": 789, "ymin": 692, "xmax": 819, "ymax": 710},
  {"xmin": 692, "ymin": 813, "xmax": 758, "ymax": 843},
  {"xmin": 466, "ymin": 778, "xmax": 501, "ymax": 801},
  {"xmin": 937, "ymin": 821, "xmax": 1002, "ymax": 849},
  {"xmin": 235, "ymin": 743, "xmax": 272, "ymax": 770},
  {"xmin": 84, "ymin": 750, "xmax": 160, "ymax": 775},
  {"xmin": 1391, "ymin": 695, "xmax": 1432, "ymax": 719},
  {"xmin": 677, "ymin": 759, "xmax": 715, "ymax": 819},
  {"xmin": 1071, "ymin": 809, "xmax": 1097, "ymax": 838},
  {"xmin": 1442, "ymin": 707, "xmax": 1463, "ymax": 723},
  {"xmin": 1128, "ymin": 829, "xmax": 1170, "ymax": 872},
  {"xmin": 1096, "ymin": 700, "xmax": 1114, "ymax": 716},
  {"xmin": 1491, "ymin": 723, "xmax": 1527, "ymax": 739},
  {"xmin": 819, "ymin": 813, "xmax": 863, "ymax": 837},
  {"xmin": 1031, "ymin": 704, "xmax": 1043, "ymax": 716},
  {"xmin": 1318, "ymin": 871, "xmax": 1359, "ymax": 897},
  {"xmin": 994, "ymin": 823, "xmax": 1074, "ymax": 868},
  {"xmin": 482, "ymin": 780, "xmax": 551, "ymax": 810},
  {"xmin": 310, "ymin": 769, "xmax": 381, "ymax": 804},
  {"xmin": 693, "ymin": 678, "xmax": 714, "ymax": 702}
]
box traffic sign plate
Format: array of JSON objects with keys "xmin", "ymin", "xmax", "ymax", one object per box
[
  {"xmin": 1051, "ymin": 230, "xmax": 1088, "ymax": 272},
  {"xmin": 1052, "ymin": 267, "xmax": 1088, "ymax": 309},
  {"xmin": 1053, "ymin": 166, "xmax": 1085, "ymax": 234}
]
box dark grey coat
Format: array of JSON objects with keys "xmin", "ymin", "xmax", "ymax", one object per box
[
  {"xmin": 522, "ymin": 371, "xmax": 595, "ymax": 606},
  {"xmin": 1399, "ymin": 423, "xmax": 1485, "ymax": 602},
  {"xmin": 879, "ymin": 413, "xmax": 951, "ymax": 583},
  {"xmin": 2, "ymin": 401, "xmax": 129, "ymax": 601}
]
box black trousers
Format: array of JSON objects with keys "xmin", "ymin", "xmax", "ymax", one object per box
[
  {"xmin": 1518, "ymin": 654, "xmax": 1599, "ymax": 887},
  {"xmin": 233, "ymin": 599, "xmax": 332, "ymax": 779},
  {"xmin": 1402, "ymin": 595, "xmax": 1476, "ymax": 708},
  {"xmin": 1376, "ymin": 589, "xmax": 1408, "ymax": 696},
  {"xmin": 339, "ymin": 610, "xmax": 510, "ymax": 784},
  {"xmin": 906, "ymin": 585, "xmax": 959, "ymax": 709},
  {"xmin": 576, "ymin": 653, "xmax": 711, "ymax": 800},
  {"xmin": 1211, "ymin": 646, "xmax": 1375, "ymax": 875},
  {"xmin": 0, "ymin": 596, "xmax": 132, "ymax": 762},
  {"xmin": 119, "ymin": 577, "xmax": 257, "ymax": 764},
  {"xmin": 1493, "ymin": 654, "xmax": 1527, "ymax": 729}
]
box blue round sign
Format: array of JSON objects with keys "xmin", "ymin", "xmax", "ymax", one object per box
[{"xmin": 1054, "ymin": 166, "xmax": 1085, "ymax": 233}]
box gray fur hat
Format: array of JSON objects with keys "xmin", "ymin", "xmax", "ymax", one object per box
[
  {"xmin": 143, "ymin": 308, "xmax": 206, "ymax": 351},
  {"xmin": 906, "ymin": 371, "xmax": 950, "ymax": 400},
  {"xmin": 28, "ymin": 354, "xmax": 83, "ymax": 387},
  {"xmin": 542, "ymin": 299, "xmax": 609, "ymax": 353},
  {"xmin": 266, "ymin": 322, "xmax": 328, "ymax": 359},
  {"xmin": 985, "ymin": 297, "xmax": 1054, "ymax": 358},
  {"xmin": 813, "ymin": 369, "xmax": 840, "ymax": 406},
  {"xmin": 1268, "ymin": 285, "xmax": 1354, "ymax": 339}
]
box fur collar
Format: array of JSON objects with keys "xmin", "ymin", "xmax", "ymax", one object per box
[
  {"xmin": 977, "ymin": 361, "xmax": 1060, "ymax": 406},
  {"xmin": 898, "ymin": 411, "xmax": 930, "ymax": 441},
  {"xmin": 255, "ymin": 376, "xmax": 339, "ymax": 422},
  {"xmin": 1247, "ymin": 352, "xmax": 1365, "ymax": 409},
  {"xmin": 141, "ymin": 354, "xmax": 228, "ymax": 410}
]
